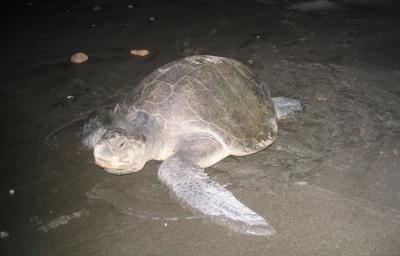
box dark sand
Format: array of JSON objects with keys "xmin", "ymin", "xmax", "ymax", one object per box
[{"xmin": 1, "ymin": 0, "xmax": 400, "ymax": 255}]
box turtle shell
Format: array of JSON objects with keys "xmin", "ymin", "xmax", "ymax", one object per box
[{"xmin": 128, "ymin": 55, "xmax": 277, "ymax": 155}]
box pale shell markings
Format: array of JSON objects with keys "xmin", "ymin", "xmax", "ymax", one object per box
[
  {"xmin": 143, "ymin": 82, "xmax": 173, "ymax": 104},
  {"xmin": 187, "ymin": 55, "xmax": 224, "ymax": 65}
]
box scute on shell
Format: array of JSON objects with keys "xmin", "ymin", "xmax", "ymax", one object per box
[{"xmin": 129, "ymin": 55, "xmax": 278, "ymax": 155}]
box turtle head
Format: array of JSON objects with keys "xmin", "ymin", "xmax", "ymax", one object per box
[{"xmin": 93, "ymin": 128, "xmax": 148, "ymax": 175}]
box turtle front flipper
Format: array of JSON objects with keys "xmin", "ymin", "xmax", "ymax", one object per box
[
  {"xmin": 158, "ymin": 133, "xmax": 275, "ymax": 236},
  {"xmin": 81, "ymin": 117, "xmax": 107, "ymax": 149}
]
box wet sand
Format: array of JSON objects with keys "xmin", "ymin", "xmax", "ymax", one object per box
[{"xmin": 1, "ymin": 0, "xmax": 400, "ymax": 255}]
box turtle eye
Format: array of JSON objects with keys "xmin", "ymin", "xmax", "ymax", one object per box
[
  {"xmin": 118, "ymin": 142, "xmax": 125, "ymax": 148},
  {"xmin": 103, "ymin": 128, "xmax": 126, "ymax": 140}
]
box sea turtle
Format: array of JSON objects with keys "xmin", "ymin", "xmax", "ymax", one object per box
[{"xmin": 82, "ymin": 55, "xmax": 302, "ymax": 236}]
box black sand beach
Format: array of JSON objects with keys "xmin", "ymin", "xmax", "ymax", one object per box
[{"xmin": 1, "ymin": 0, "xmax": 400, "ymax": 255}]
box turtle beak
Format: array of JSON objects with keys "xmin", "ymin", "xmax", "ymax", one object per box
[
  {"xmin": 93, "ymin": 144, "xmax": 113, "ymax": 167},
  {"xmin": 94, "ymin": 157, "xmax": 113, "ymax": 169},
  {"xmin": 93, "ymin": 144, "xmax": 122, "ymax": 167},
  {"xmin": 93, "ymin": 144, "xmax": 138, "ymax": 174},
  {"xmin": 94, "ymin": 156, "xmax": 138, "ymax": 174}
]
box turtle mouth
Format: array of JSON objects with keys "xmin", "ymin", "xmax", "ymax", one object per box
[
  {"xmin": 104, "ymin": 167, "xmax": 137, "ymax": 175},
  {"xmin": 95, "ymin": 158, "xmax": 138, "ymax": 175},
  {"xmin": 94, "ymin": 157, "xmax": 113, "ymax": 168},
  {"xmin": 95, "ymin": 157, "xmax": 132, "ymax": 170}
]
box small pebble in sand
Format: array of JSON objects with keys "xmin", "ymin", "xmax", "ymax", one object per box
[
  {"xmin": 93, "ymin": 5, "xmax": 102, "ymax": 11},
  {"xmin": 316, "ymin": 95, "xmax": 328, "ymax": 102},
  {"xmin": 164, "ymin": 223, "xmax": 168, "ymax": 227},
  {"xmin": 66, "ymin": 95, "xmax": 74, "ymax": 99},
  {"xmin": 9, "ymin": 189, "xmax": 15, "ymax": 195},
  {"xmin": 295, "ymin": 180, "xmax": 308, "ymax": 186},
  {"xmin": 149, "ymin": 16, "xmax": 156, "ymax": 21},
  {"xmin": 128, "ymin": 4, "xmax": 134, "ymax": 8},
  {"xmin": 0, "ymin": 231, "xmax": 9, "ymax": 239},
  {"xmin": 130, "ymin": 49, "xmax": 150, "ymax": 57},
  {"xmin": 70, "ymin": 52, "xmax": 88, "ymax": 64}
]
